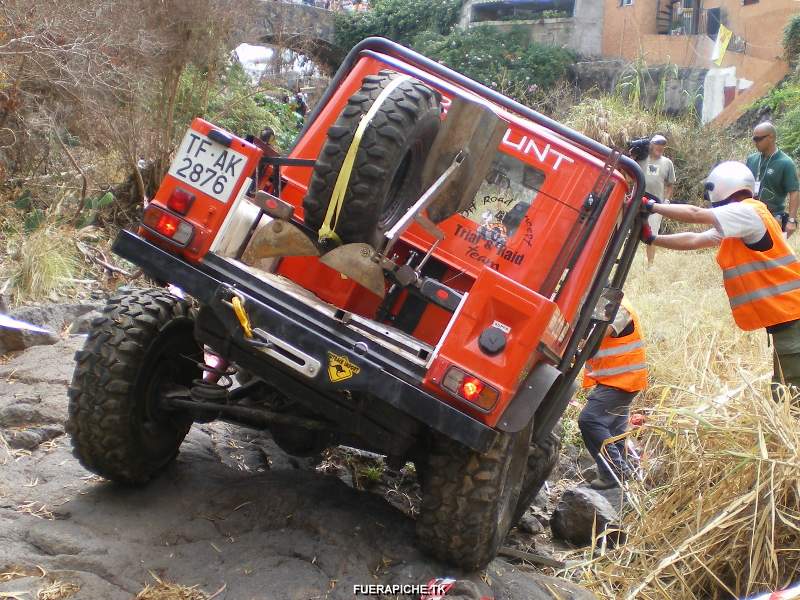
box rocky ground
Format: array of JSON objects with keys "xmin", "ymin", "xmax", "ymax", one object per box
[{"xmin": 0, "ymin": 304, "xmax": 613, "ymax": 600}]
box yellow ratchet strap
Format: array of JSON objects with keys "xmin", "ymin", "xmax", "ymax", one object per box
[
  {"xmin": 231, "ymin": 295, "xmax": 253, "ymax": 339},
  {"xmin": 317, "ymin": 75, "xmax": 411, "ymax": 245}
]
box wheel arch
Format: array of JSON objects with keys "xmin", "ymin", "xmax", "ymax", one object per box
[{"xmin": 496, "ymin": 362, "xmax": 562, "ymax": 433}]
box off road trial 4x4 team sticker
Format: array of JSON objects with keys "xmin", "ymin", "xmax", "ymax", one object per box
[{"xmin": 456, "ymin": 127, "xmax": 576, "ymax": 270}]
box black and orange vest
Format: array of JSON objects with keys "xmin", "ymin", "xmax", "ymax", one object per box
[
  {"xmin": 717, "ymin": 198, "xmax": 800, "ymax": 331},
  {"xmin": 582, "ymin": 300, "xmax": 648, "ymax": 393}
]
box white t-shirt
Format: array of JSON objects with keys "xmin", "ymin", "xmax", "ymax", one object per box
[{"xmin": 696, "ymin": 202, "xmax": 767, "ymax": 246}]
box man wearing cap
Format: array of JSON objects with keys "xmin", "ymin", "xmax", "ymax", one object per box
[
  {"xmin": 746, "ymin": 122, "xmax": 799, "ymax": 237},
  {"xmin": 638, "ymin": 135, "xmax": 676, "ymax": 266}
]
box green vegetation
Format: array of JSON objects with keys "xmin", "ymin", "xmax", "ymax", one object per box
[
  {"xmin": 334, "ymin": 0, "xmax": 462, "ymax": 51},
  {"xmin": 752, "ymin": 23, "xmax": 800, "ymax": 160},
  {"xmin": 335, "ymin": 1, "xmax": 574, "ymax": 105},
  {"xmin": 753, "ymin": 80, "xmax": 800, "ymax": 115},
  {"xmin": 475, "ymin": 8, "xmax": 570, "ymax": 22},
  {"xmin": 176, "ymin": 63, "xmax": 302, "ymax": 151},
  {"xmin": 415, "ymin": 27, "xmax": 574, "ymax": 104},
  {"xmin": 777, "ymin": 106, "xmax": 800, "ymax": 161},
  {"xmin": 360, "ymin": 465, "xmax": 385, "ymax": 484},
  {"xmin": 784, "ymin": 14, "xmax": 800, "ymax": 64},
  {"xmin": 758, "ymin": 79, "xmax": 800, "ymax": 159},
  {"xmin": 564, "ymin": 96, "xmax": 750, "ymax": 204},
  {"xmin": 614, "ymin": 56, "xmax": 681, "ymax": 116}
]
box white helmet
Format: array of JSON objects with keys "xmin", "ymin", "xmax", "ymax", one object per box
[{"xmin": 704, "ymin": 161, "xmax": 755, "ymax": 205}]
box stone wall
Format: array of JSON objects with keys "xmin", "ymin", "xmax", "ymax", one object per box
[
  {"xmin": 570, "ymin": 0, "xmax": 604, "ymax": 57},
  {"xmin": 571, "ymin": 60, "xmax": 707, "ymax": 116},
  {"xmin": 459, "ymin": 0, "xmax": 604, "ymax": 57},
  {"xmin": 236, "ymin": 1, "xmax": 338, "ymax": 71}
]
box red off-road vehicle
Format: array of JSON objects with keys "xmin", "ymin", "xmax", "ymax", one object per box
[{"xmin": 66, "ymin": 38, "xmax": 644, "ymax": 570}]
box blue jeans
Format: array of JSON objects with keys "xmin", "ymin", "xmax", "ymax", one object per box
[{"xmin": 578, "ymin": 384, "xmax": 638, "ymax": 480}]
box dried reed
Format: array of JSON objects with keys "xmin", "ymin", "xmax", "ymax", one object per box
[
  {"xmin": 135, "ymin": 572, "xmax": 208, "ymax": 600},
  {"xmin": 570, "ymin": 247, "xmax": 800, "ymax": 599}
]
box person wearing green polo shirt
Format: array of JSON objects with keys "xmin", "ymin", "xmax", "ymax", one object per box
[{"xmin": 746, "ymin": 122, "xmax": 800, "ymax": 237}]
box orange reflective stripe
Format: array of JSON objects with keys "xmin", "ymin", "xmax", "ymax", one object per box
[{"xmin": 722, "ymin": 254, "xmax": 799, "ymax": 280}]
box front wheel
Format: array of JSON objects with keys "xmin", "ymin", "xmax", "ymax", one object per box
[
  {"xmin": 510, "ymin": 432, "xmax": 561, "ymax": 527},
  {"xmin": 416, "ymin": 421, "xmax": 533, "ymax": 570},
  {"xmin": 66, "ymin": 288, "xmax": 202, "ymax": 484}
]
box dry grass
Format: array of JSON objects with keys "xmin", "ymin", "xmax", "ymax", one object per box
[
  {"xmin": 135, "ymin": 573, "xmax": 210, "ymax": 600},
  {"xmin": 6, "ymin": 223, "xmax": 81, "ymax": 303},
  {"xmin": 36, "ymin": 580, "xmax": 80, "ymax": 600},
  {"xmin": 568, "ymin": 246, "xmax": 800, "ymax": 599},
  {"xmin": 562, "ymin": 96, "xmax": 751, "ymax": 206},
  {"xmin": 0, "ymin": 566, "xmax": 79, "ymax": 600},
  {"xmin": 0, "ymin": 565, "xmax": 46, "ymax": 583}
]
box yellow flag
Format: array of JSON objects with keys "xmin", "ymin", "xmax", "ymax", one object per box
[{"xmin": 712, "ymin": 24, "xmax": 733, "ymax": 66}]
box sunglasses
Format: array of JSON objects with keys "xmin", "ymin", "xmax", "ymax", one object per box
[{"xmin": 752, "ymin": 134, "xmax": 771, "ymax": 142}]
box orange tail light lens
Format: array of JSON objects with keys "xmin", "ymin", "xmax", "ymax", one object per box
[{"xmin": 441, "ymin": 367, "xmax": 499, "ymax": 410}]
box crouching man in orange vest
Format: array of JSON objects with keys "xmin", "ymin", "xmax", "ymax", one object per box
[
  {"xmin": 644, "ymin": 161, "xmax": 800, "ymax": 399},
  {"xmin": 579, "ymin": 299, "xmax": 648, "ymax": 490}
]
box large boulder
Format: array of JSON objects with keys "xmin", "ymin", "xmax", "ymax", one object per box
[
  {"xmin": 550, "ymin": 486, "xmax": 624, "ymax": 547},
  {"xmin": 10, "ymin": 302, "xmax": 101, "ymax": 332},
  {"xmin": 488, "ymin": 560, "xmax": 597, "ymax": 600},
  {"xmin": 68, "ymin": 309, "xmax": 104, "ymax": 334},
  {"xmin": 0, "ymin": 314, "xmax": 59, "ymax": 355}
]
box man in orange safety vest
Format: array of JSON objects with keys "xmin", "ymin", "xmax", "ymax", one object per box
[
  {"xmin": 643, "ymin": 161, "xmax": 800, "ymax": 399},
  {"xmin": 579, "ymin": 299, "xmax": 648, "ymax": 490}
]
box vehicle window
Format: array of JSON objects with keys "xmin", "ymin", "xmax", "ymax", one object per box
[{"xmin": 459, "ymin": 152, "xmax": 544, "ymax": 242}]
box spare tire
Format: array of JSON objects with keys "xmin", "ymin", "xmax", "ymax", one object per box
[{"xmin": 303, "ymin": 71, "xmax": 441, "ymax": 249}]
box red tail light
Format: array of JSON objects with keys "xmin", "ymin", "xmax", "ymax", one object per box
[
  {"xmin": 459, "ymin": 376, "xmax": 484, "ymax": 401},
  {"xmin": 156, "ymin": 213, "xmax": 179, "ymax": 237},
  {"xmin": 441, "ymin": 367, "xmax": 498, "ymax": 410},
  {"xmin": 167, "ymin": 187, "xmax": 195, "ymax": 214},
  {"xmin": 143, "ymin": 206, "xmax": 194, "ymax": 246}
]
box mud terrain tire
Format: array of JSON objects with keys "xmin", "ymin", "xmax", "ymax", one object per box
[
  {"xmin": 416, "ymin": 422, "xmax": 533, "ymax": 570},
  {"xmin": 303, "ymin": 70, "xmax": 441, "ymax": 248},
  {"xmin": 66, "ymin": 288, "xmax": 202, "ymax": 484},
  {"xmin": 511, "ymin": 432, "xmax": 561, "ymax": 526}
]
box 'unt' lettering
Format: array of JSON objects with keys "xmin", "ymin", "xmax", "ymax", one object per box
[
  {"xmin": 502, "ymin": 129, "xmax": 575, "ymax": 172},
  {"xmin": 524, "ymin": 138, "xmax": 550, "ymax": 164}
]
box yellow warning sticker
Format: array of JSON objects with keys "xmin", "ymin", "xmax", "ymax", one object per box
[{"xmin": 327, "ymin": 351, "xmax": 361, "ymax": 383}]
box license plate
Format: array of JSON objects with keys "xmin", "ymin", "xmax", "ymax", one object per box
[{"xmin": 168, "ymin": 130, "xmax": 247, "ymax": 203}]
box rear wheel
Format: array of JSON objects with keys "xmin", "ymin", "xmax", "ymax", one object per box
[
  {"xmin": 303, "ymin": 70, "xmax": 441, "ymax": 249},
  {"xmin": 416, "ymin": 421, "xmax": 533, "ymax": 570},
  {"xmin": 66, "ymin": 288, "xmax": 202, "ymax": 484}
]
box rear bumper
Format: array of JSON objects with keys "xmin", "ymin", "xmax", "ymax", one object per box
[{"xmin": 113, "ymin": 230, "xmax": 498, "ymax": 453}]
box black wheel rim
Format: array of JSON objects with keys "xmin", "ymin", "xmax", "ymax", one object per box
[{"xmin": 135, "ymin": 319, "xmax": 202, "ymax": 459}]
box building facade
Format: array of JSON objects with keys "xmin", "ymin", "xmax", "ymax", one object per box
[{"xmin": 602, "ymin": 0, "xmax": 797, "ymax": 123}]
